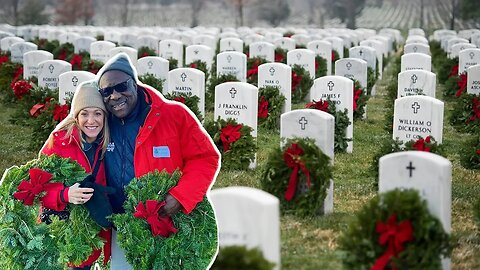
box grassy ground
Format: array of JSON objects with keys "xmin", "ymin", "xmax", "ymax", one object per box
[{"xmin": 1, "ymin": 59, "xmax": 479, "ymax": 269}]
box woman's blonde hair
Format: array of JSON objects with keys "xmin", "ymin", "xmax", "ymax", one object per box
[{"xmin": 41, "ymin": 81, "xmax": 110, "ymax": 158}]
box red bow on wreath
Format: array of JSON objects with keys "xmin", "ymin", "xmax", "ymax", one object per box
[
  {"xmin": 190, "ymin": 62, "xmax": 198, "ymax": 69},
  {"xmin": 353, "ymin": 87, "xmax": 362, "ymax": 111},
  {"xmin": 449, "ymin": 65, "xmax": 459, "ymax": 79},
  {"xmin": 0, "ymin": 55, "xmax": 9, "ymax": 65},
  {"xmin": 258, "ymin": 96, "xmax": 269, "ymax": 119},
  {"xmin": 174, "ymin": 96, "xmax": 186, "ymax": 104},
  {"xmin": 13, "ymin": 168, "xmax": 61, "ymax": 206},
  {"xmin": 331, "ymin": 51, "xmax": 337, "ymax": 62},
  {"xmin": 468, "ymin": 97, "xmax": 480, "ymax": 122},
  {"xmin": 57, "ymin": 49, "xmax": 67, "ymax": 60},
  {"xmin": 476, "ymin": 149, "xmax": 480, "ymax": 155},
  {"xmin": 220, "ymin": 124, "xmax": 242, "ymax": 152},
  {"xmin": 134, "ymin": 200, "xmax": 178, "ymax": 237},
  {"xmin": 372, "ymin": 214, "xmax": 414, "ymax": 270},
  {"xmin": 412, "ymin": 136, "xmax": 432, "ymax": 152},
  {"xmin": 70, "ymin": 54, "xmax": 83, "ymax": 70},
  {"xmin": 455, "ymin": 73, "xmax": 467, "ymax": 97},
  {"xmin": 275, "ymin": 53, "xmax": 284, "ymax": 63},
  {"xmin": 11, "ymin": 80, "xmax": 32, "ymax": 99},
  {"xmin": 283, "ymin": 143, "xmax": 311, "ymax": 201},
  {"xmin": 247, "ymin": 59, "xmax": 261, "ymax": 80},
  {"xmin": 291, "ymin": 72, "xmax": 302, "ymax": 93},
  {"xmin": 53, "ymin": 104, "xmax": 70, "ymax": 121},
  {"xmin": 30, "ymin": 97, "xmax": 53, "ymax": 118},
  {"xmin": 305, "ymin": 100, "xmax": 329, "ymax": 112}
]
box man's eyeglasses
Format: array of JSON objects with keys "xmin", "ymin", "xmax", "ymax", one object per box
[{"xmin": 98, "ymin": 78, "xmax": 134, "ymax": 97}]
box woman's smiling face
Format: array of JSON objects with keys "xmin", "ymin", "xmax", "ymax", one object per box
[{"xmin": 77, "ymin": 107, "xmax": 105, "ymax": 143}]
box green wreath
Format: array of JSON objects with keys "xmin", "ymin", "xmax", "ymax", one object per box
[
  {"xmin": 206, "ymin": 73, "xmax": 239, "ymax": 112},
  {"xmin": 246, "ymin": 57, "xmax": 268, "ymax": 86},
  {"xmin": 291, "ymin": 64, "xmax": 313, "ymax": 103},
  {"xmin": 449, "ymin": 93, "xmax": 480, "ymax": 133},
  {"xmin": 0, "ymin": 155, "xmax": 104, "ymax": 268},
  {"xmin": 138, "ymin": 46, "xmax": 156, "ymax": 58},
  {"xmin": 111, "ymin": 170, "xmax": 218, "ymax": 270},
  {"xmin": 274, "ymin": 48, "xmax": 287, "ymax": 64},
  {"xmin": 258, "ymin": 86, "xmax": 286, "ymax": 130},
  {"xmin": 260, "ymin": 137, "xmax": 333, "ymax": 216},
  {"xmin": 371, "ymin": 136, "xmax": 445, "ymax": 186},
  {"xmin": 204, "ymin": 117, "xmax": 256, "ymax": 170},
  {"xmin": 164, "ymin": 92, "xmax": 203, "ymax": 122},
  {"xmin": 459, "ymin": 135, "xmax": 480, "ymax": 170},
  {"xmin": 435, "ymin": 57, "xmax": 457, "ymax": 84},
  {"xmin": 0, "ymin": 60, "xmax": 23, "ymax": 103},
  {"xmin": 139, "ymin": 73, "xmax": 164, "ymax": 94},
  {"xmin": 52, "ymin": 43, "xmax": 74, "ymax": 60},
  {"xmin": 167, "ymin": 57, "xmax": 178, "ymax": 70},
  {"xmin": 315, "ymin": 55, "xmax": 327, "ymax": 78},
  {"xmin": 352, "ymin": 80, "xmax": 369, "ymax": 121},
  {"xmin": 338, "ymin": 189, "xmax": 450, "ymax": 270},
  {"xmin": 188, "ymin": 59, "xmax": 209, "ymax": 83},
  {"xmin": 367, "ymin": 66, "xmax": 376, "ymax": 96},
  {"xmin": 332, "ymin": 49, "xmax": 340, "ymax": 71},
  {"xmin": 305, "ymin": 99, "xmax": 351, "ymax": 153},
  {"xmin": 211, "ymin": 246, "xmax": 275, "ymax": 270},
  {"xmin": 35, "ymin": 39, "xmax": 59, "ymax": 54}
]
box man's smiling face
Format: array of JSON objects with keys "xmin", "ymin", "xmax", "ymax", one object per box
[{"xmin": 99, "ymin": 70, "xmax": 138, "ymax": 119}]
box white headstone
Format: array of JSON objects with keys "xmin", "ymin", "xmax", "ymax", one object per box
[
  {"xmin": 393, "ymin": 96, "xmax": 444, "ymax": 143},
  {"xmin": 244, "ymin": 34, "xmax": 265, "ymax": 46},
  {"xmin": 406, "ymin": 35, "xmax": 428, "ymax": 45},
  {"xmin": 0, "ymin": 36, "xmax": 24, "ymax": 51},
  {"xmin": 249, "ymin": 41, "xmax": 274, "ymax": 62},
  {"xmin": 10, "ymin": 42, "xmax": 37, "ymax": 64},
  {"xmin": 216, "ymin": 51, "xmax": 247, "ymax": 82},
  {"xmin": 258, "ymin": 63, "xmax": 292, "ymax": 113},
  {"xmin": 450, "ymin": 43, "xmax": 476, "ymax": 59},
  {"xmin": 90, "ymin": 41, "xmax": 116, "ymax": 63},
  {"xmin": 447, "ymin": 38, "xmax": 469, "ymax": 55},
  {"xmin": 118, "ymin": 33, "xmax": 137, "ymax": 47},
  {"xmin": 311, "ymin": 76, "xmax": 354, "ymax": 153},
  {"xmin": 274, "ymin": 37, "xmax": 295, "ymax": 51},
  {"xmin": 400, "ymin": 53, "xmax": 431, "ymax": 72},
  {"xmin": 280, "ymin": 109, "xmax": 334, "ymax": 213},
  {"xmin": 349, "ymin": 46, "xmax": 377, "ymax": 71},
  {"xmin": 323, "ymin": 37, "xmax": 344, "ymax": 58},
  {"xmin": 137, "ymin": 56, "xmax": 169, "ymax": 84},
  {"xmin": 109, "ymin": 47, "xmax": 138, "ymax": 68},
  {"xmin": 23, "ymin": 50, "xmax": 53, "ymax": 79},
  {"xmin": 467, "ymin": 64, "xmax": 480, "ymax": 95},
  {"xmin": 404, "ymin": 43, "xmax": 430, "ymax": 55},
  {"xmin": 220, "ymin": 37, "xmax": 243, "ymax": 53},
  {"xmin": 58, "ymin": 32, "xmax": 80, "ymax": 45},
  {"xmin": 74, "ymin": 36, "xmax": 96, "ymax": 54},
  {"xmin": 159, "ymin": 39, "xmax": 184, "ymax": 68},
  {"xmin": 307, "ymin": 40, "xmax": 332, "ymax": 75},
  {"xmin": 167, "ymin": 68, "xmax": 205, "ymax": 118},
  {"xmin": 335, "ymin": 58, "xmax": 368, "ymax": 89},
  {"xmin": 379, "ymin": 151, "xmax": 451, "ymax": 236},
  {"xmin": 185, "ymin": 45, "xmax": 214, "ymax": 70},
  {"xmin": 210, "ymin": 187, "xmax": 280, "ymax": 270},
  {"xmin": 136, "ymin": 35, "xmax": 160, "ymax": 54},
  {"xmin": 192, "ymin": 34, "xmax": 217, "ymax": 51},
  {"xmin": 37, "ymin": 60, "xmax": 72, "ymax": 89},
  {"xmin": 286, "ymin": 49, "xmax": 315, "ymax": 79},
  {"xmin": 291, "ymin": 34, "xmax": 310, "ymax": 47},
  {"xmin": 359, "ymin": 40, "xmax": 383, "ymax": 79},
  {"xmin": 58, "ymin": 71, "xmax": 96, "ymax": 104},
  {"xmin": 457, "ymin": 48, "xmax": 480, "ymax": 75},
  {"xmin": 397, "ymin": 70, "xmax": 436, "ymax": 98},
  {"xmin": 214, "ymin": 81, "xmax": 258, "ymax": 137},
  {"xmin": 104, "ymin": 31, "xmax": 121, "ymax": 44}
]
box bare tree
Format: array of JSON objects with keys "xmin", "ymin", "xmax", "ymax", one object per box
[
  {"xmin": 255, "ymin": 0, "xmax": 290, "ymax": 27},
  {"xmin": 55, "ymin": 0, "xmax": 94, "ymax": 25},
  {"xmin": 189, "ymin": 0, "xmax": 205, "ymax": 27},
  {"xmin": 326, "ymin": 0, "xmax": 366, "ymax": 29},
  {"xmin": 0, "ymin": 0, "xmax": 22, "ymax": 25},
  {"xmin": 228, "ymin": 0, "xmax": 255, "ymax": 27},
  {"xmin": 121, "ymin": 0, "xmax": 130, "ymax": 26}
]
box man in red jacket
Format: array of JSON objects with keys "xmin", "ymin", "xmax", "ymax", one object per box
[{"xmin": 97, "ymin": 53, "xmax": 220, "ymax": 268}]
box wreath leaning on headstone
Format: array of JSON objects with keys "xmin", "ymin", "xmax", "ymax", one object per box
[
  {"xmin": 260, "ymin": 137, "xmax": 333, "ymax": 216},
  {"xmin": 291, "ymin": 64, "xmax": 314, "ymax": 104},
  {"xmin": 352, "ymin": 80, "xmax": 369, "ymax": 121},
  {"xmin": 338, "ymin": 189, "xmax": 450, "ymax": 270},
  {"xmin": 449, "ymin": 93, "xmax": 480, "ymax": 134},
  {"xmin": 0, "ymin": 155, "xmax": 104, "ymax": 268},
  {"xmin": 164, "ymin": 92, "xmax": 203, "ymax": 122},
  {"xmin": 211, "ymin": 246, "xmax": 275, "ymax": 270},
  {"xmin": 370, "ymin": 136, "xmax": 445, "ymax": 185},
  {"xmin": 257, "ymin": 86, "xmax": 286, "ymax": 130},
  {"xmin": 304, "ymin": 99, "xmax": 351, "ymax": 153},
  {"xmin": 139, "ymin": 74, "xmax": 164, "ymax": 94},
  {"xmin": 206, "ymin": 73, "xmax": 239, "ymax": 112},
  {"xmin": 204, "ymin": 117, "xmax": 256, "ymax": 170},
  {"xmin": 111, "ymin": 170, "xmax": 218, "ymax": 270},
  {"xmin": 459, "ymin": 135, "xmax": 480, "ymax": 170}
]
